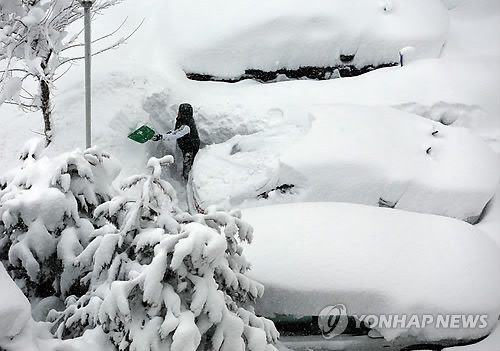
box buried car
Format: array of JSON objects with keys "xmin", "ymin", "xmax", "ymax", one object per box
[
  {"xmin": 189, "ymin": 105, "xmax": 499, "ymax": 223},
  {"xmin": 163, "ymin": 0, "xmax": 449, "ymax": 82},
  {"xmin": 240, "ymin": 202, "xmax": 500, "ymax": 350}
]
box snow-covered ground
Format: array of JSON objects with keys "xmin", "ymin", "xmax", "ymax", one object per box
[{"xmin": 1, "ymin": 0, "xmax": 500, "ymax": 350}]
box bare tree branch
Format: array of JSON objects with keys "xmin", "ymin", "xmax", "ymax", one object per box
[
  {"xmin": 29, "ymin": 129, "xmax": 46, "ymax": 136},
  {"xmin": 58, "ymin": 18, "xmax": 144, "ymax": 66},
  {"xmin": 3, "ymin": 100, "xmax": 39, "ymax": 111},
  {"xmin": 21, "ymin": 88, "xmax": 34, "ymax": 98},
  {"xmin": 0, "ymin": 69, "xmax": 29, "ymax": 74},
  {"xmin": 52, "ymin": 63, "xmax": 73, "ymax": 83}
]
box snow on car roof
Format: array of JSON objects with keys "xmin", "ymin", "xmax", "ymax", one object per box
[
  {"xmin": 163, "ymin": 0, "xmax": 449, "ymax": 78},
  {"xmin": 241, "ymin": 202, "xmax": 500, "ymax": 341},
  {"xmin": 191, "ymin": 105, "xmax": 499, "ymax": 222}
]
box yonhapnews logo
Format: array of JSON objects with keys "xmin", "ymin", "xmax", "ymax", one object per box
[
  {"xmin": 318, "ymin": 304, "xmax": 489, "ymax": 339},
  {"xmin": 318, "ymin": 304, "xmax": 350, "ymax": 339}
]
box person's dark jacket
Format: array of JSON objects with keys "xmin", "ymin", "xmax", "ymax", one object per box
[{"xmin": 175, "ymin": 103, "xmax": 200, "ymax": 153}]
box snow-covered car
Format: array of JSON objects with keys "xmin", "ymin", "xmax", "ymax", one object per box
[
  {"xmin": 163, "ymin": 0, "xmax": 449, "ymax": 81},
  {"xmin": 241, "ymin": 202, "xmax": 500, "ymax": 350},
  {"xmin": 190, "ymin": 105, "xmax": 499, "ymax": 223}
]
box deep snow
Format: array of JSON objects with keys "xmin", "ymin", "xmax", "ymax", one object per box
[
  {"xmin": 163, "ymin": 0, "xmax": 449, "ymax": 79},
  {"xmin": 191, "ymin": 104, "xmax": 499, "ymax": 222},
  {"xmin": 241, "ymin": 202, "xmax": 500, "ymax": 341},
  {"xmin": 0, "ymin": 263, "xmax": 31, "ymax": 339},
  {"xmin": 1, "ymin": 0, "xmax": 500, "ymax": 349}
]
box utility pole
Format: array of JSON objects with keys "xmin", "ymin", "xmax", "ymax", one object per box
[{"xmin": 79, "ymin": 0, "xmax": 95, "ymax": 149}]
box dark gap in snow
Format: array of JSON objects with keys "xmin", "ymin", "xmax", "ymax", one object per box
[
  {"xmin": 272, "ymin": 315, "xmax": 369, "ymax": 337},
  {"xmin": 397, "ymin": 335, "xmax": 491, "ymax": 351},
  {"xmin": 257, "ymin": 184, "xmax": 295, "ymax": 199},
  {"xmin": 230, "ymin": 143, "xmax": 242, "ymax": 155},
  {"xmin": 378, "ymin": 197, "xmax": 397, "ymax": 208},
  {"xmin": 339, "ymin": 54, "xmax": 355, "ymax": 63},
  {"xmin": 185, "ymin": 63, "xmax": 398, "ymax": 83},
  {"xmin": 468, "ymin": 196, "xmax": 494, "ymax": 225}
]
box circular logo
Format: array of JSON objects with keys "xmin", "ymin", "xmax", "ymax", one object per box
[{"xmin": 318, "ymin": 304, "xmax": 349, "ymax": 339}]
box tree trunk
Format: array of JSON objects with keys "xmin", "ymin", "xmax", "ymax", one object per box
[
  {"xmin": 40, "ymin": 51, "xmax": 53, "ymax": 146},
  {"xmin": 40, "ymin": 78, "xmax": 52, "ymax": 146}
]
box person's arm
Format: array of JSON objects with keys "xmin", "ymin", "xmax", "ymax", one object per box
[{"xmin": 152, "ymin": 125, "xmax": 190, "ymax": 141}]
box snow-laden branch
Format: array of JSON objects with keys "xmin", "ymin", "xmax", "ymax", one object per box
[
  {"xmin": 43, "ymin": 155, "xmax": 280, "ymax": 350},
  {"xmin": 0, "ymin": 0, "xmax": 130, "ymax": 145}
]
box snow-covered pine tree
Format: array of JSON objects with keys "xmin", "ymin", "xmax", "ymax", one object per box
[
  {"xmin": 54, "ymin": 155, "xmax": 279, "ymax": 351},
  {"xmin": 0, "ymin": 138, "xmax": 119, "ymax": 301}
]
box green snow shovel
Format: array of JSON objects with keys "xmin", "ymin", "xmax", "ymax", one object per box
[{"xmin": 128, "ymin": 125, "xmax": 156, "ymax": 143}]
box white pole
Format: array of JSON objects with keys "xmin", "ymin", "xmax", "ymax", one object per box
[{"xmin": 83, "ymin": 1, "xmax": 92, "ymax": 149}]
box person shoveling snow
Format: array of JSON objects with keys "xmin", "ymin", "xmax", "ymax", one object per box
[{"xmin": 152, "ymin": 103, "xmax": 201, "ymax": 180}]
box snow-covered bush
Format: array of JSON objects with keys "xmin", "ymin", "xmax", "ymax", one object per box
[
  {"xmin": 0, "ymin": 139, "xmax": 118, "ymax": 300},
  {"xmin": 53, "ymin": 155, "xmax": 279, "ymax": 351}
]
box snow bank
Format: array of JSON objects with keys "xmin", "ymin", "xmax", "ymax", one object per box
[
  {"xmin": 242, "ymin": 202, "xmax": 500, "ymax": 341},
  {"xmin": 163, "ymin": 0, "xmax": 449, "ymax": 78},
  {"xmin": 1, "ymin": 321, "xmax": 115, "ymax": 351},
  {"xmin": 0, "ymin": 282, "xmax": 115, "ymax": 350},
  {"xmin": 191, "ymin": 105, "xmax": 499, "ymax": 222},
  {"xmin": 0, "ymin": 263, "xmax": 31, "ymax": 338}
]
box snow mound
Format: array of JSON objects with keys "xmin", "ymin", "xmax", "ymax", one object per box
[
  {"xmin": 191, "ymin": 105, "xmax": 499, "ymax": 222},
  {"xmin": 242, "ymin": 202, "xmax": 500, "ymax": 342},
  {"xmin": 163, "ymin": 0, "xmax": 449, "ymax": 78},
  {"xmin": 0, "ymin": 263, "xmax": 31, "ymax": 338}
]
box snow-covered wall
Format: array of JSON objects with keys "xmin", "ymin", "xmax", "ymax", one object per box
[{"xmin": 163, "ymin": 0, "xmax": 449, "ymax": 78}]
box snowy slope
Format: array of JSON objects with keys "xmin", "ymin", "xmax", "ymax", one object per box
[
  {"xmin": 191, "ymin": 104, "xmax": 499, "ymax": 221},
  {"xmin": 241, "ymin": 202, "xmax": 500, "ymax": 342}
]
